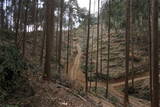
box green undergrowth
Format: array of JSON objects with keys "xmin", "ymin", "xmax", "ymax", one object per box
[
  {"xmin": 81, "ymin": 63, "xmax": 95, "ymax": 73},
  {"xmin": 121, "ymin": 80, "xmax": 160, "ymax": 101},
  {"xmin": 0, "ymin": 29, "xmax": 15, "ymax": 42},
  {"xmin": 0, "ymin": 30, "xmax": 34, "ymax": 105},
  {"xmin": 88, "ymin": 66, "xmax": 148, "ymax": 82},
  {"xmin": 90, "ymin": 87, "xmax": 123, "ymax": 107}
]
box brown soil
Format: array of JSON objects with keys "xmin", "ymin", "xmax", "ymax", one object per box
[
  {"xmin": 1, "ymin": 70, "xmax": 97, "ymax": 107},
  {"xmin": 67, "ymin": 43, "xmax": 151, "ymax": 107},
  {"xmin": 67, "ymin": 44, "xmax": 114, "ymax": 107}
]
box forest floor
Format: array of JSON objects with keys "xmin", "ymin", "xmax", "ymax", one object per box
[
  {"xmin": 67, "ymin": 43, "xmax": 151, "ymax": 107},
  {"xmin": 1, "ymin": 70, "xmax": 98, "ymax": 107}
]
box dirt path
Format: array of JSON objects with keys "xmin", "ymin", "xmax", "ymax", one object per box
[
  {"xmin": 109, "ymin": 77, "xmax": 150, "ymax": 107},
  {"xmin": 67, "ymin": 44, "xmax": 150, "ymax": 107},
  {"xmin": 89, "ymin": 77, "xmax": 150, "ymax": 107},
  {"xmin": 110, "ymin": 75, "xmax": 159, "ymax": 106},
  {"xmin": 95, "ymin": 74, "xmax": 151, "ymax": 106},
  {"xmin": 68, "ymin": 44, "xmax": 114, "ymax": 107},
  {"xmin": 68, "ymin": 44, "xmax": 85, "ymax": 83}
]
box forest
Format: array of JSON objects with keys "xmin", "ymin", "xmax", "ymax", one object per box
[{"xmin": 0, "ymin": 0, "xmax": 159, "ymax": 107}]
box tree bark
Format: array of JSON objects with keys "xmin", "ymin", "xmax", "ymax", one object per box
[
  {"xmin": 95, "ymin": 0, "xmax": 100, "ymax": 92},
  {"xmin": 22, "ymin": 0, "xmax": 29, "ymax": 57},
  {"xmin": 151, "ymin": 0, "xmax": 159, "ymax": 106},
  {"xmin": 100, "ymin": 21, "xmax": 103, "ymax": 74},
  {"xmin": 124, "ymin": 0, "xmax": 130, "ymax": 106},
  {"xmin": 15, "ymin": 0, "xmax": 22, "ymax": 47},
  {"xmin": 148, "ymin": 0, "xmax": 152, "ymax": 105},
  {"xmin": 89, "ymin": 27, "xmax": 94, "ymax": 91},
  {"xmin": 43, "ymin": 0, "xmax": 55, "ymax": 80},
  {"xmin": 85, "ymin": 0, "xmax": 91, "ymax": 93},
  {"xmin": 130, "ymin": 0, "xmax": 135, "ymax": 88},
  {"xmin": 55, "ymin": 7, "xmax": 60, "ymax": 71},
  {"xmin": 106, "ymin": 0, "xmax": 111, "ymax": 98},
  {"xmin": 32, "ymin": 0, "xmax": 38, "ymax": 56},
  {"xmin": 58, "ymin": 0, "xmax": 64, "ymax": 74},
  {"xmin": 0, "ymin": 0, "xmax": 4, "ymax": 29},
  {"xmin": 40, "ymin": 23, "xmax": 46, "ymax": 66},
  {"xmin": 66, "ymin": 6, "xmax": 72, "ymax": 74}
]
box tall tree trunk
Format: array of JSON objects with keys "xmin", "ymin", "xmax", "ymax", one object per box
[
  {"xmin": 100, "ymin": 21, "xmax": 103, "ymax": 74},
  {"xmin": 5, "ymin": 0, "xmax": 9, "ymax": 29},
  {"xmin": 124, "ymin": 0, "xmax": 130, "ymax": 106},
  {"xmin": 43, "ymin": 0, "xmax": 55, "ymax": 80},
  {"xmin": 0, "ymin": 0, "xmax": 4, "ymax": 29},
  {"xmin": 40, "ymin": 22, "xmax": 46, "ymax": 65},
  {"xmin": 85, "ymin": 0, "xmax": 91, "ymax": 93},
  {"xmin": 66, "ymin": 7, "xmax": 72, "ymax": 74},
  {"xmin": 11, "ymin": 0, "xmax": 16, "ymax": 31},
  {"xmin": 106, "ymin": 0, "xmax": 111, "ymax": 98},
  {"xmin": 89, "ymin": 0, "xmax": 96, "ymax": 91},
  {"xmin": 55, "ymin": 8, "xmax": 60, "ymax": 71},
  {"xmin": 148, "ymin": 0, "xmax": 152, "ymax": 105},
  {"xmin": 70, "ymin": 29, "xmax": 73, "ymax": 57},
  {"xmin": 95, "ymin": 0, "xmax": 100, "ymax": 92},
  {"xmin": 58, "ymin": 0, "xmax": 64, "ymax": 74},
  {"xmin": 100, "ymin": 0, "xmax": 103, "ymax": 75},
  {"xmin": 89, "ymin": 27, "xmax": 94, "ymax": 91},
  {"xmin": 15, "ymin": 0, "xmax": 22, "ymax": 47},
  {"xmin": 22, "ymin": 0, "xmax": 29, "ymax": 57},
  {"xmin": 151, "ymin": 0, "xmax": 159, "ymax": 106},
  {"xmin": 32, "ymin": 0, "xmax": 38, "ymax": 56},
  {"xmin": 17, "ymin": 6, "xmax": 25, "ymax": 48},
  {"xmin": 130, "ymin": 0, "xmax": 135, "ymax": 88}
]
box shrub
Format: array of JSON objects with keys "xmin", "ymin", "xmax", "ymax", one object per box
[
  {"xmin": 52, "ymin": 72, "xmax": 61, "ymax": 80},
  {"xmin": 109, "ymin": 96, "xmax": 118, "ymax": 105},
  {"xmin": 81, "ymin": 63, "xmax": 95, "ymax": 73},
  {"xmin": 0, "ymin": 29, "xmax": 15, "ymax": 41},
  {"xmin": 88, "ymin": 73, "xmax": 112, "ymax": 82},
  {"xmin": 75, "ymin": 86, "xmax": 85, "ymax": 97},
  {"xmin": 0, "ymin": 45, "xmax": 27, "ymax": 98}
]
